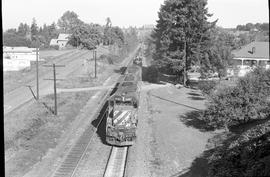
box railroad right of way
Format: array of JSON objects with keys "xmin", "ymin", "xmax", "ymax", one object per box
[{"xmin": 22, "ymin": 46, "xmax": 140, "ymax": 177}]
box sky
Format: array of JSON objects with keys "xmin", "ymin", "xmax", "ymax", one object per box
[{"xmin": 2, "ymin": 0, "xmax": 269, "ymax": 30}]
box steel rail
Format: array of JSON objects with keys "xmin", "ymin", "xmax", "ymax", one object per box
[{"xmin": 103, "ymin": 147, "xmax": 129, "ymax": 177}]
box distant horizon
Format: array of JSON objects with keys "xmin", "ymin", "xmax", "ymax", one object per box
[
  {"xmin": 3, "ymin": 21, "xmax": 269, "ymax": 32},
  {"xmin": 2, "ymin": 0, "xmax": 269, "ymax": 31}
]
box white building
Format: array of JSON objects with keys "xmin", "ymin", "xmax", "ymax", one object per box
[
  {"xmin": 3, "ymin": 46, "xmax": 41, "ymax": 71},
  {"xmin": 50, "ymin": 33, "xmax": 70, "ymax": 49}
]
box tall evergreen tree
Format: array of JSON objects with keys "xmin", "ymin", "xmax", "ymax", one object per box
[
  {"xmin": 23, "ymin": 23, "xmax": 31, "ymax": 40},
  {"xmin": 31, "ymin": 18, "xmax": 39, "ymax": 41},
  {"xmin": 105, "ymin": 17, "xmax": 112, "ymax": 28},
  {"xmin": 153, "ymin": 0, "xmax": 216, "ymax": 85},
  {"xmin": 17, "ymin": 23, "xmax": 26, "ymax": 36},
  {"xmin": 41, "ymin": 24, "xmax": 50, "ymax": 47},
  {"xmin": 48, "ymin": 22, "xmax": 58, "ymax": 39}
]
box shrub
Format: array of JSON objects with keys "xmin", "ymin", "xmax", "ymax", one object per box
[
  {"xmin": 202, "ymin": 68, "xmax": 270, "ymax": 129},
  {"xmin": 49, "ymin": 45, "xmax": 59, "ymax": 50},
  {"xmin": 142, "ymin": 65, "xmax": 159, "ymax": 83},
  {"xmin": 208, "ymin": 121, "xmax": 270, "ymax": 177},
  {"xmin": 197, "ymin": 80, "xmax": 218, "ymax": 95},
  {"xmin": 106, "ymin": 54, "xmax": 121, "ymax": 64}
]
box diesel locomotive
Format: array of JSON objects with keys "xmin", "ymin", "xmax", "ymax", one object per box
[{"xmin": 105, "ymin": 49, "xmax": 142, "ymax": 146}]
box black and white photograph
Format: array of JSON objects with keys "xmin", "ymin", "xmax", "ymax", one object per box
[{"xmin": 3, "ymin": 0, "xmax": 269, "ymax": 176}]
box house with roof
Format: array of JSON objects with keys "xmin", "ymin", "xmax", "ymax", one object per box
[
  {"xmin": 231, "ymin": 41, "xmax": 269, "ymax": 77},
  {"xmin": 50, "ymin": 33, "xmax": 71, "ymax": 49},
  {"xmin": 49, "ymin": 39, "xmax": 58, "ymax": 46}
]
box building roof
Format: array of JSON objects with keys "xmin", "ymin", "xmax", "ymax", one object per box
[
  {"xmin": 50, "ymin": 39, "xmax": 58, "ymax": 45},
  {"xmin": 232, "ymin": 42, "xmax": 269, "ymax": 59},
  {"xmin": 58, "ymin": 33, "xmax": 70, "ymax": 41},
  {"xmin": 3, "ymin": 46, "xmax": 36, "ymax": 53}
]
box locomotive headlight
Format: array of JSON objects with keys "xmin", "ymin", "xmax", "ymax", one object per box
[{"xmin": 107, "ymin": 127, "xmax": 115, "ymax": 135}]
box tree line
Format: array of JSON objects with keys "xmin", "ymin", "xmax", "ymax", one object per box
[
  {"xmin": 3, "ymin": 11, "xmax": 139, "ymax": 51},
  {"xmin": 236, "ymin": 22, "xmax": 269, "ymax": 31},
  {"xmin": 3, "ymin": 19, "xmax": 58, "ymax": 48}
]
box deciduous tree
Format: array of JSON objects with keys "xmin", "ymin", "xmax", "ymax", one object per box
[
  {"xmin": 68, "ymin": 24, "xmax": 102, "ymax": 49},
  {"xmin": 57, "ymin": 11, "xmax": 83, "ymax": 33}
]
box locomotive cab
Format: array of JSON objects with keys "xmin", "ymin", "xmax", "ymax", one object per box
[{"xmin": 106, "ymin": 92, "xmax": 139, "ymax": 146}]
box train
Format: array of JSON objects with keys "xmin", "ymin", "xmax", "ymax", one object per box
[{"xmin": 105, "ymin": 49, "xmax": 143, "ymax": 146}]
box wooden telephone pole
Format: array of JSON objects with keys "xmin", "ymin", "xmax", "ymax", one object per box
[
  {"xmin": 36, "ymin": 48, "xmax": 39, "ymax": 100},
  {"xmin": 43, "ymin": 64, "xmax": 65, "ymax": 115},
  {"xmin": 183, "ymin": 40, "xmax": 187, "ymax": 87},
  {"xmin": 93, "ymin": 49, "xmax": 97, "ymax": 78}
]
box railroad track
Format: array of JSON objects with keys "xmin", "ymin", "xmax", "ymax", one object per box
[
  {"xmin": 49, "ymin": 46, "xmax": 140, "ymax": 177},
  {"xmin": 50, "ymin": 89, "xmax": 111, "ymax": 177},
  {"xmin": 51, "ymin": 125, "xmax": 96, "ymax": 177},
  {"xmin": 103, "ymin": 147, "xmax": 129, "ymax": 177}
]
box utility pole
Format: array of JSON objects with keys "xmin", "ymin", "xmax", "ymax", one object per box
[
  {"xmin": 92, "ymin": 50, "xmax": 95, "ymax": 77},
  {"xmin": 53, "ymin": 64, "xmax": 57, "ymax": 115},
  {"xmin": 183, "ymin": 40, "xmax": 187, "ymax": 87},
  {"xmin": 94, "ymin": 50, "xmax": 97, "ymax": 78},
  {"xmin": 43, "ymin": 64, "xmax": 65, "ymax": 115},
  {"xmin": 36, "ymin": 48, "xmax": 39, "ymax": 100}
]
